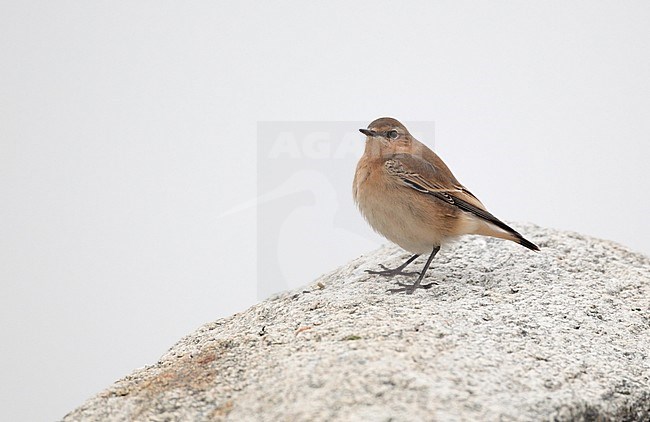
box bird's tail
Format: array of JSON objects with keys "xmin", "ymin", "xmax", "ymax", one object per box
[
  {"xmin": 448, "ymin": 194, "xmax": 539, "ymax": 251},
  {"xmin": 473, "ymin": 220, "xmax": 540, "ymax": 252},
  {"xmin": 510, "ymin": 231, "xmax": 540, "ymax": 252}
]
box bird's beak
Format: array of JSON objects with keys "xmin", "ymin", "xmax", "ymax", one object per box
[{"xmin": 359, "ymin": 128, "xmax": 377, "ymax": 137}]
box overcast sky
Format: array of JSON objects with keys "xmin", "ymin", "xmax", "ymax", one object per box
[{"xmin": 1, "ymin": 1, "xmax": 649, "ymax": 420}]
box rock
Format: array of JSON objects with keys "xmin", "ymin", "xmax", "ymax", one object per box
[{"xmin": 62, "ymin": 224, "xmax": 650, "ymax": 421}]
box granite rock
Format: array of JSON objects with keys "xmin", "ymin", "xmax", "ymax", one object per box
[{"xmin": 62, "ymin": 224, "xmax": 650, "ymax": 421}]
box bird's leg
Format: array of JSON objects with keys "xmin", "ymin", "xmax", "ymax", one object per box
[
  {"xmin": 389, "ymin": 246, "xmax": 440, "ymax": 294},
  {"xmin": 365, "ymin": 254, "xmax": 420, "ymax": 277}
]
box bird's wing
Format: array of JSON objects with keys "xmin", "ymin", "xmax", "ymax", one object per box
[
  {"xmin": 385, "ymin": 153, "xmax": 485, "ymax": 209},
  {"xmin": 384, "ymin": 153, "xmax": 518, "ymax": 236}
]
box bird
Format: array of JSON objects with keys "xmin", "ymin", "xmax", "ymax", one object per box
[{"xmin": 353, "ymin": 117, "xmax": 539, "ymax": 294}]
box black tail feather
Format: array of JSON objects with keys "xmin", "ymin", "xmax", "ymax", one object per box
[
  {"xmin": 516, "ymin": 234, "xmax": 540, "ymax": 252},
  {"xmin": 427, "ymin": 190, "xmax": 540, "ymax": 252}
]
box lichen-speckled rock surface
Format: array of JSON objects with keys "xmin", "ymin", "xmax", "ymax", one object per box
[{"xmin": 63, "ymin": 224, "xmax": 650, "ymax": 421}]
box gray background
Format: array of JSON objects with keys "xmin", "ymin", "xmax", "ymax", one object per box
[{"xmin": 1, "ymin": 1, "xmax": 649, "ymax": 420}]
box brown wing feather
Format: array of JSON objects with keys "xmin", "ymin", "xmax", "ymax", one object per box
[
  {"xmin": 384, "ymin": 153, "xmax": 539, "ymax": 251},
  {"xmin": 386, "ymin": 153, "xmax": 486, "ymax": 210}
]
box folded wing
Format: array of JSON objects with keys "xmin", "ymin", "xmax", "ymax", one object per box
[{"xmin": 384, "ymin": 153, "xmax": 539, "ymax": 251}]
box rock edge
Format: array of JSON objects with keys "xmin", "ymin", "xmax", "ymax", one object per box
[{"xmin": 63, "ymin": 224, "xmax": 650, "ymax": 421}]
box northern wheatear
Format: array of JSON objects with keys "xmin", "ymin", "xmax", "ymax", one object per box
[{"xmin": 353, "ymin": 117, "xmax": 538, "ymax": 294}]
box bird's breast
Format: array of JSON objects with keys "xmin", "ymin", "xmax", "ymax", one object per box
[{"xmin": 353, "ymin": 161, "xmax": 458, "ymax": 254}]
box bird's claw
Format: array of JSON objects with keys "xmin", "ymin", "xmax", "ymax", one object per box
[
  {"xmin": 365, "ymin": 265, "xmax": 419, "ymax": 277},
  {"xmin": 388, "ymin": 281, "xmax": 437, "ymax": 295}
]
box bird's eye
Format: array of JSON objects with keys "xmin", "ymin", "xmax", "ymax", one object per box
[{"xmin": 387, "ymin": 130, "xmax": 398, "ymax": 139}]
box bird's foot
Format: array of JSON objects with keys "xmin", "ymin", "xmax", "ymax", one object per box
[
  {"xmin": 365, "ymin": 264, "xmax": 418, "ymax": 278},
  {"xmin": 388, "ymin": 281, "xmax": 437, "ymax": 295}
]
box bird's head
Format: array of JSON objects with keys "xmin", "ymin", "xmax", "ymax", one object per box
[{"xmin": 359, "ymin": 117, "xmax": 413, "ymax": 155}]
